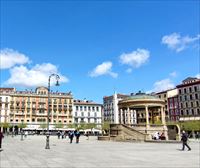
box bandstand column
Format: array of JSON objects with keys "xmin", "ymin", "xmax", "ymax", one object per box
[
  {"xmin": 161, "ymin": 106, "xmax": 166, "ymax": 125},
  {"xmin": 120, "ymin": 109, "xmax": 123, "ymax": 124},
  {"xmin": 145, "ymin": 105, "xmax": 149, "ymax": 127},
  {"xmin": 127, "ymin": 107, "xmax": 130, "ymax": 124}
]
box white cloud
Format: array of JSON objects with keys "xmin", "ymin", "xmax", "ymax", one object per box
[
  {"xmin": 119, "ymin": 48, "xmax": 150, "ymax": 68},
  {"xmin": 4, "ymin": 63, "xmax": 69, "ymax": 87},
  {"xmin": 0, "ymin": 48, "xmax": 30, "ymax": 69},
  {"xmin": 169, "ymin": 71, "xmax": 177, "ymax": 77},
  {"xmin": 148, "ymin": 78, "xmax": 175, "ymax": 93},
  {"xmin": 162, "ymin": 33, "xmax": 200, "ymax": 52},
  {"xmin": 126, "ymin": 68, "xmax": 132, "ymax": 73},
  {"xmin": 89, "ymin": 61, "xmax": 118, "ymax": 78},
  {"xmin": 196, "ymin": 73, "xmax": 200, "ymax": 79}
]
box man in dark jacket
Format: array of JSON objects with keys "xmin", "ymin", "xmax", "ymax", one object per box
[
  {"xmin": 181, "ymin": 130, "xmax": 191, "ymax": 151},
  {"xmin": 0, "ymin": 130, "xmax": 4, "ymax": 150}
]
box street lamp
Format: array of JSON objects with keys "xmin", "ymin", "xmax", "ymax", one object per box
[
  {"xmin": 21, "ymin": 112, "xmax": 24, "ymax": 141},
  {"xmin": 45, "ymin": 73, "xmax": 60, "ymax": 149}
]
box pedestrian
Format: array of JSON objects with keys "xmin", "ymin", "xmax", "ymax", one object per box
[
  {"xmin": 181, "ymin": 130, "xmax": 191, "ymax": 151},
  {"xmin": 85, "ymin": 132, "xmax": 89, "ymax": 140},
  {"xmin": 75, "ymin": 130, "xmax": 80, "ymax": 143},
  {"xmin": 68, "ymin": 131, "xmax": 74, "ymax": 143},
  {"xmin": 0, "ymin": 130, "xmax": 4, "ymax": 151},
  {"xmin": 57, "ymin": 131, "xmax": 61, "ymax": 139}
]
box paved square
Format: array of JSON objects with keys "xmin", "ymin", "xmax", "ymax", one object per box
[{"xmin": 0, "ymin": 135, "xmax": 199, "ymax": 168}]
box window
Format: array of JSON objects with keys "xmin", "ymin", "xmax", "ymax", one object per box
[
  {"xmin": 96, "ymin": 107, "xmax": 99, "ymax": 111},
  {"xmin": 194, "ymin": 86, "xmax": 197, "ymax": 92},
  {"xmin": 75, "ymin": 112, "xmax": 77, "ymax": 116},
  {"xmin": 80, "ymin": 106, "xmax": 82, "ymax": 111},
  {"xmin": 184, "ymin": 95, "xmax": 187, "ymax": 101},
  {"xmin": 88, "ymin": 106, "xmax": 91, "ymax": 111},
  {"xmin": 196, "ymin": 101, "xmax": 199, "ymax": 107},
  {"xmin": 197, "ymin": 109, "xmax": 200, "ymax": 115},
  {"xmin": 181, "ymin": 110, "xmax": 183, "ymax": 115},
  {"xmin": 185, "ymin": 102, "xmax": 188, "ymax": 108},
  {"xmin": 84, "ymin": 106, "xmax": 87, "ymax": 111},
  {"xmin": 88, "ymin": 112, "xmax": 90, "ymax": 117},
  {"xmin": 191, "ymin": 102, "xmax": 193, "ymax": 107},
  {"xmin": 184, "ymin": 88, "xmax": 187, "ymax": 94},
  {"xmin": 191, "ymin": 109, "xmax": 194, "ymax": 115},
  {"xmin": 179, "ymin": 89, "xmax": 182, "ymax": 94},
  {"xmin": 76, "ymin": 106, "xmax": 78, "ymax": 111},
  {"xmin": 32, "ymin": 118, "xmax": 35, "ymax": 122},
  {"xmin": 190, "ymin": 95, "xmax": 193, "ymax": 100},
  {"xmin": 189, "ymin": 87, "xmax": 192, "ymax": 93},
  {"xmin": 81, "ymin": 112, "xmax": 84, "ymax": 117},
  {"xmin": 195, "ymin": 94, "xmax": 198, "ymax": 99}
]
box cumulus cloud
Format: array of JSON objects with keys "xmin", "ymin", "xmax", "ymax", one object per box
[
  {"xmin": 119, "ymin": 49, "xmax": 150, "ymax": 68},
  {"xmin": 126, "ymin": 68, "xmax": 132, "ymax": 73},
  {"xmin": 169, "ymin": 71, "xmax": 177, "ymax": 77},
  {"xmin": 148, "ymin": 78, "xmax": 175, "ymax": 93},
  {"xmin": 89, "ymin": 61, "xmax": 118, "ymax": 78},
  {"xmin": 196, "ymin": 73, "xmax": 200, "ymax": 79},
  {"xmin": 4, "ymin": 63, "xmax": 69, "ymax": 87},
  {"xmin": 0, "ymin": 48, "xmax": 30, "ymax": 69},
  {"xmin": 162, "ymin": 33, "xmax": 200, "ymax": 52}
]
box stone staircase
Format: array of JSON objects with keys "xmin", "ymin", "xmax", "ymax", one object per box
[{"xmin": 109, "ymin": 124, "xmax": 148, "ymax": 141}]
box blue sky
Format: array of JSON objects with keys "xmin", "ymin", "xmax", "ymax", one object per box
[{"xmin": 0, "ymin": 0, "xmax": 200, "ymax": 103}]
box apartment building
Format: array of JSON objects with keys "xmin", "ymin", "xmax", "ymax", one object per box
[
  {"xmin": 73, "ymin": 99, "xmax": 102, "ymax": 127},
  {"xmin": 0, "ymin": 87, "xmax": 73, "ymax": 130},
  {"xmin": 0, "ymin": 88, "xmax": 15, "ymax": 128},
  {"xmin": 103, "ymin": 92, "xmax": 129, "ymax": 123},
  {"xmin": 177, "ymin": 77, "xmax": 200, "ymax": 121},
  {"xmin": 167, "ymin": 89, "xmax": 179, "ymax": 122}
]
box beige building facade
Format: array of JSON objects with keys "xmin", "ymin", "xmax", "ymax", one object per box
[{"xmin": 0, "ymin": 87, "xmax": 73, "ymax": 130}]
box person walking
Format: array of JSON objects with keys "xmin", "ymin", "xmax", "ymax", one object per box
[
  {"xmin": 75, "ymin": 130, "xmax": 80, "ymax": 143},
  {"xmin": 0, "ymin": 130, "xmax": 4, "ymax": 151},
  {"xmin": 181, "ymin": 130, "xmax": 191, "ymax": 151},
  {"xmin": 68, "ymin": 131, "xmax": 74, "ymax": 144}
]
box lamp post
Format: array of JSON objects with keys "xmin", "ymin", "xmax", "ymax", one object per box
[
  {"xmin": 45, "ymin": 73, "xmax": 60, "ymax": 149},
  {"xmin": 21, "ymin": 112, "xmax": 24, "ymax": 141}
]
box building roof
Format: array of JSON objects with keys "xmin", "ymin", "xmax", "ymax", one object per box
[{"xmin": 124, "ymin": 94, "xmax": 161, "ymax": 101}]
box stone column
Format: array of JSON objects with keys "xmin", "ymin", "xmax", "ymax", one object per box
[
  {"xmin": 120, "ymin": 109, "xmax": 123, "ymax": 124},
  {"xmin": 161, "ymin": 106, "xmax": 166, "ymax": 125},
  {"xmin": 145, "ymin": 106, "xmax": 149, "ymax": 127},
  {"xmin": 127, "ymin": 107, "xmax": 130, "ymax": 124}
]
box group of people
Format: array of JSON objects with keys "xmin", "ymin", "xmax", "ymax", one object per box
[
  {"xmin": 57, "ymin": 130, "xmax": 81, "ymax": 143},
  {"xmin": 152, "ymin": 132, "xmax": 166, "ymax": 140},
  {"xmin": 68, "ymin": 130, "xmax": 80, "ymax": 143}
]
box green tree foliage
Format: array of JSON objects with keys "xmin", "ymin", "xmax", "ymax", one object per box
[
  {"xmin": 179, "ymin": 121, "xmax": 200, "ymax": 131},
  {"xmin": 18, "ymin": 123, "xmax": 27, "ymax": 129},
  {"xmin": 102, "ymin": 121, "xmax": 110, "ymax": 134},
  {"xmin": 0, "ymin": 122, "xmax": 11, "ymax": 128},
  {"xmin": 40, "ymin": 123, "xmax": 47, "ymax": 129},
  {"xmin": 55, "ymin": 123, "xmax": 64, "ymax": 129},
  {"xmin": 167, "ymin": 121, "xmax": 200, "ymax": 131}
]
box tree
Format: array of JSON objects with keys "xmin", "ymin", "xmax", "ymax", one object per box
[
  {"xmin": 85, "ymin": 123, "xmax": 96, "ymax": 134},
  {"xmin": 102, "ymin": 121, "xmax": 110, "ymax": 135},
  {"xmin": 68, "ymin": 123, "xmax": 78, "ymax": 129},
  {"xmin": 40, "ymin": 123, "xmax": 47, "ymax": 129},
  {"xmin": 179, "ymin": 121, "xmax": 200, "ymax": 131},
  {"xmin": 55, "ymin": 123, "xmax": 64, "ymax": 129},
  {"xmin": 18, "ymin": 123, "xmax": 27, "ymax": 129}
]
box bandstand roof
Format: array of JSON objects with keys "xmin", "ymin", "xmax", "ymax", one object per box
[{"xmin": 118, "ymin": 92, "xmax": 165, "ymax": 107}]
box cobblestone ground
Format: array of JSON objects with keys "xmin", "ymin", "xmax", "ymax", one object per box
[{"xmin": 0, "ymin": 135, "xmax": 199, "ymax": 168}]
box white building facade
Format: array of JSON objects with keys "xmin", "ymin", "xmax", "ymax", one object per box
[
  {"xmin": 103, "ymin": 93, "xmax": 129, "ymax": 124},
  {"xmin": 73, "ymin": 99, "xmax": 102, "ymax": 127}
]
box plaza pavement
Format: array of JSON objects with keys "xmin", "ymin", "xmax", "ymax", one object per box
[{"xmin": 0, "ymin": 135, "xmax": 199, "ymax": 168}]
